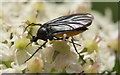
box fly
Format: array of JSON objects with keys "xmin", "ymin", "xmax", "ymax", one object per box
[{"xmin": 24, "ymin": 13, "xmax": 94, "ymax": 63}]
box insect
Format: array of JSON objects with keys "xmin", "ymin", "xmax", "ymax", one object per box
[{"xmin": 24, "ymin": 13, "xmax": 94, "ymax": 63}]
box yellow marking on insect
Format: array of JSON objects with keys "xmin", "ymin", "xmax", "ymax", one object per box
[{"xmin": 54, "ymin": 30, "xmax": 85, "ymax": 38}]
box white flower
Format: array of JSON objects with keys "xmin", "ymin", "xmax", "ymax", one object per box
[
  {"xmin": 97, "ymin": 43, "xmax": 116, "ymax": 72},
  {"xmin": 41, "ymin": 40, "xmax": 83, "ymax": 73},
  {"xmin": 0, "ymin": 43, "xmax": 14, "ymax": 61},
  {"xmin": 27, "ymin": 56, "xmax": 44, "ymax": 73},
  {"xmin": 0, "ymin": 62, "xmax": 26, "ymax": 73},
  {"xmin": 1, "ymin": 1, "xmax": 118, "ymax": 73}
]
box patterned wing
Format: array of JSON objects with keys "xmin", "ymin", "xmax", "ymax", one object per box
[{"xmin": 45, "ymin": 13, "xmax": 94, "ymax": 29}]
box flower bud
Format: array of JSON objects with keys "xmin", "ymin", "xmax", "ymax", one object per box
[
  {"xmin": 27, "ymin": 57, "xmax": 44, "ymax": 73},
  {"xmin": 14, "ymin": 37, "xmax": 30, "ymax": 50},
  {"xmin": 83, "ymin": 40, "xmax": 98, "ymax": 54}
]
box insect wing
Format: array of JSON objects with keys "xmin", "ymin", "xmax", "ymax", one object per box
[
  {"xmin": 49, "ymin": 22, "xmax": 84, "ymax": 32},
  {"xmin": 45, "ymin": 13, "xmax": 94, "ymax": 28},
  {"xmin": 49, "ymin": 22, "xmax": 88, "ymax": 37}
]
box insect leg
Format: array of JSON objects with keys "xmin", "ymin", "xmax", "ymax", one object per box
[
  {"xmin": 71, "ymin": 37, "xmax": 86, "ymax": 63},
  {"xmin": 25, "ymin": 41, "xmax": 47, "ymax": 63},
  {"xmin": 53, "ymin": 37, "xmax": 81, "ymax": 46},
  {"xmin": 68, "ymin": 40, "xmax": 81, "ymax": 47}
]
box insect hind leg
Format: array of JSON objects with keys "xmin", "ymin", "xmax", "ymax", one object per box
[{"xmin": 71, "ymin": 37, "xmax": 86, "ymax": 64}]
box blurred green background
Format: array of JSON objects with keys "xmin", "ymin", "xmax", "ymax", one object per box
[
  {"xmin": 92, "ymin": 2, "xmax": 119, "ymax": 23},
  {"xmin": 53, "ymin": 2, "xmax": 119, "ymax": 23}
]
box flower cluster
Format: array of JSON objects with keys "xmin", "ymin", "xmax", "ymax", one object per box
[{"xmin": 0, "ymin": 1, "xmax": 118, "ymax": 74}]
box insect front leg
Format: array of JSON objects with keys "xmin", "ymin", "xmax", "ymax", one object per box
[
  {"xmin": 24, "ymin": 20, "xmax": 42, "ymax": 32},
  {"xmin": 25, "ymin": 41, "xmax": 47, "ymax": 63},
  {"xmin": 71, "ymin": 37, "xmax": 86, "ymax": 64}
]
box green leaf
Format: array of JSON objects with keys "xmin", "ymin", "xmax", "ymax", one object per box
[
  {"xmin": 2, "ymin": 40, "xmax": 8, "ymax": 44},
  {"xmin": 1, "ymin": 61, "xmax": 13, "ymax": 68},
  {"xmin": 51, "ymin": 68, "xmax": 56, "ymax": 73}
]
